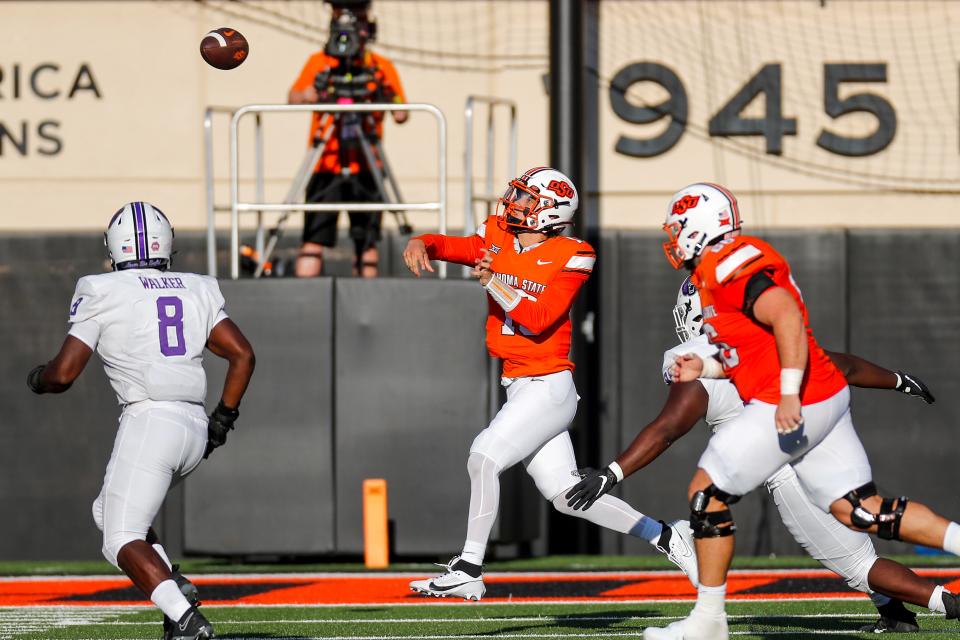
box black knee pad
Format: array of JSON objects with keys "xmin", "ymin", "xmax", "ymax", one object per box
[
  {"xmin": 689, "ymin": 484, "xmax": 740, "ymax": 539},
  {"xmin": 844, "ymin": 481, "xmax": 908, "ymax": 540}
]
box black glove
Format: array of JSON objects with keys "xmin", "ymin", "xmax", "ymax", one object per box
[
  {"xmin": 565, "ymin": 466, "xmax": 619, "ymax": 511},
  {"xmin": 895, "ymin": 370, "xmax": 935, "ymax": 404},
  {"xmin": 27, "ymin": 365, "xmax": 46, "ymax": 394},
  {"xmin": 204, "ymin": 401, "xmax": 239, "ymax": 459}
]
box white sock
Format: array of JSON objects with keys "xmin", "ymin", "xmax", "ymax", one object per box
[
  {"xmin": 929, "ymin": 585, "xmax": 947, "ymax": 614},
  {"xmin": 461, "ymin": 453, "xmax": 502, "ymax": 567},
  {"xmin": 460, "ymin": 542, "xmax": 486, "ymax": 567},
  {"xmin": 152, "ymin": 543, "xmax": 173, "ymax": 571},
  {"xmin": 150, "ymin": 579, "xmax": 191, "ymax": 622},
  {"xmin": 693, "ymin": 583, "xmax": 727, "ymax": 617},
  {"xmin": 870, "ymin": 592, "xmax": 892, "ymax": 607},
  {"xmin": 942, "ymin": 522, "xmax": 960, "ymax": 556}
]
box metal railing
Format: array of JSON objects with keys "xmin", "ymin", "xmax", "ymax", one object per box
[
  {"xmin": 205, "ymin": 103, "xmax": 448, "ymax": 279},
  {"xmin": 463, "ymin": 96, "xmax": 518, "ymax": 238}
]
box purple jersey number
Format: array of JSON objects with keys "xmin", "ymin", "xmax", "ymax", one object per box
[{"xmin": 157, "ymin": 296, "xmax": 186, "ymax": 356}]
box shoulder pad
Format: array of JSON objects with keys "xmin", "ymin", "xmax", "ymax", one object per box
[{"xmin": 708, "ymin": 236, "xmax": 782, "ymax": 284}]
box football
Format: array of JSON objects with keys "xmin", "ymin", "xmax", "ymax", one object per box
[{"xmin": 200, "ymin": 27, "xmax": 249, "ymax": 70}]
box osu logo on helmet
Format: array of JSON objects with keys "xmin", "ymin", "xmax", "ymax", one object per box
[
  {"xmin": 547, "ymin": 180, "xmax": 575, "ymax": 199},
  {"xmin": 671, "ymin": 194, "xmax": 700, "ymax": 215}
]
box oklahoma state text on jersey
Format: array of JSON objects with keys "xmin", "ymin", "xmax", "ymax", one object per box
[
  {"xmin": 417, "ymin": 216, "xmax": 595, "ymax": 377},
  {"xmin": 692, "ymin": 235, "xmax": 846, "ymax": 405}
]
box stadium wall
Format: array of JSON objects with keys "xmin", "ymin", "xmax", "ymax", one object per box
[
  {"xmin": 1, "ymin": 1, "xmax": 958, "ymax": 234},
  {"xmin": 2, "ymin": 229, "xmax": 956, "ymax": 561}
]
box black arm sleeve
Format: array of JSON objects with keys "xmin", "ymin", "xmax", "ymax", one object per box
[{"xmin": 743, "ymin": 269, "xmax": 777, "ymax": 320}]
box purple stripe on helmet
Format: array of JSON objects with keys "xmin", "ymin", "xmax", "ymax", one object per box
[
  {"xmin": 131, "ymin": 203, "xmax": 142, "ymax": 260},
  {"xmin": 134, "ymin": 202, "xmax": 147, "ymax": 260}
]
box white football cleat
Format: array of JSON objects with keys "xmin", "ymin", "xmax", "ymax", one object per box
[
  {"xmin": 655, "ymin": 519, "xmax": 699, "ymax": 588},
  {"xmin": 643, "ymin": 612, "xmax": 728, "ymax": 640},
  {"xmin": 409, "ymin": 556, "xmax": 485, "ymax": 601}
]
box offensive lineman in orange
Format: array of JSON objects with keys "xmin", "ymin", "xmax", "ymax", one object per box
[
  {"xmin": 646, "ymin": 182, "xmax": 960, "ymax": 640},
  {"xmin": 403, "ymin": 167, "xmax": 698, "ymax": 600}
]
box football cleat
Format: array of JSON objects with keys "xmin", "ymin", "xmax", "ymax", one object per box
[
  {"xmin": 943, "ymin": 590, "xmax": 960, "ymax": 620},
  {"xmin": 163, "ymin": 606, "xmax": 214, "ymax": 640},
  {"xmin": 164, "ymin": 566, "xmax": 202, "ymax": 637},
  {"xmin": 409, "ymin": 556, "xmax": 485, "ymax": 601},
  {"xmin": 173, "ymin": 564, "xmax": 201, "ymax": 606},
  {"xmin": 858, "ymin": 600, "xmax": 919, "ymax": 633},
  {"xmin": 644, "ymin": 612, "xmax": 728, "ymax": 640},
  {"xmin": 656, "ymin": 519, "xmax": 699, "ymax": 588}
]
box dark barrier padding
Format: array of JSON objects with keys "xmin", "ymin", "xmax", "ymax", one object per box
[
  {"xmin": 334, "ymin": 279, "xmax": 490, "ymax": 555},
  {"xmin": 610, "ymin": 230, "xmax": 848, "ymax": 558},
  {"xmin": 0, "ymin": 235, "xmax": 120, "ymax": 560},
  {"xmin": 184, "ymin": 279, "xmax": 336, "ymax": 555},
  {"xmin": 848, "ymin": 230, "xmax": 960, "ymax": 555}
]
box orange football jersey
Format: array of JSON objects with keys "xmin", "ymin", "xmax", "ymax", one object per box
[
  {"xmin": 417, "ymin": 216, "xmax": 595, "ymax": 377},
  {"xmin": 692, "ymin": 235, "xmax": 846, "ymax": 405}
]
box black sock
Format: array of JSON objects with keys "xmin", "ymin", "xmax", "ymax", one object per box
[{"xmin": 453, "ymin": 558, "xmax": 483, "ymax": 578}]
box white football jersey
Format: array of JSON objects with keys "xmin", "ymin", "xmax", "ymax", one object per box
[
  {"xmin": 661, "ymin": 334, "xmax": 744, "ymax": 430},
  {"xmin": 67, "ymin": 269, "xmax": 228, "ymax": 405}
]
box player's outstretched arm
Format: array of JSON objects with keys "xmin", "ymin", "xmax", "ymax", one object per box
[
  {"xmin": 566, "ymin": 381, "xmax": 709, "ymax": 510},
  {"xmin": 204, "ymin": 319, "xmax": 255, "ymax": 459},
  {"xmin": 404, "ymin": 233, "xmax": 484, "ymax": 275},
  {"xmin": 826, "ymin": 351, "xmax": 935, "ymax": 404},
  {"xmin": 27, "ymin": 336, "xmax": 93, "ymax": 394}
]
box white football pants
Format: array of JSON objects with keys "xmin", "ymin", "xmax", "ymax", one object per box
[
  {"xmin": 470, "ymin": 370, "xmax": 580, "ymax": 498},
  {"xmin": 462, "ymin": 370, "xmax": 658, "ymax": 565},
  {"xmin": 699, "ymin": 386, "xmax": 872, "ymax": 510},
  {"xmin": 765, "ymin": 465, "xmax": 879, "ymax": 597},
  {"xmin": 92, "ymin": 400, "xmax": 207, "ymax": 568}
]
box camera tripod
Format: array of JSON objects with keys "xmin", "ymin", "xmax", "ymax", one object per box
[{"xmin": 253, "ymin": 108, "xmax": 412, "ymax": 278}]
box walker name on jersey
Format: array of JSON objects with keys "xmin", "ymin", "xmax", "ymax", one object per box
[
  {"xmin": 499, "ymin": 273, "xmax": 546, "ymax": 296},
  {"xmin": 138, "ymin": 276, "xmax": 187, "ymax": 290}
]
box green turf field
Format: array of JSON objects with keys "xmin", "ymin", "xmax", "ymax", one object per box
[
  {"xmin": 1, "ymin": 600, "xmax": 954, "ymax": 640},
  {"xmin": 0, "ymin": 554, "xmax": 955, "ymax": 576},
  {"xmin": 2, "ymin": 556, "xmax": 957, "ymax": 639}
]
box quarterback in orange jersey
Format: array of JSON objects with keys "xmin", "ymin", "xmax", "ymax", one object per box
[
  {"xmin": 402, "ymin": 167, "xmax": 698, "ymax": 601},
  {"xmin": 645, "ymin": 182, "xmax": 960, "ymax": 640}
]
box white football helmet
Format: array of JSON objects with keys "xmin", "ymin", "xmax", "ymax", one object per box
[
  {"xmin": 662, "ymin": 182, "xmax": 741, "ymax": 269},
  {"xmin": 672, "ymin": 276, "xmax": 704, "ymax": 342},
  {"xmin": 104, "ymin": 202, "xmax": 174, "ymax": 271},
  {"xmin": 497, "ymin": 166, "xmax": 579, "ymax": 233}
]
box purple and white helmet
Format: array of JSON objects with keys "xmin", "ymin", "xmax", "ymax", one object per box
[
  {"xmin": 672, "ymin": 276, "xmax": 704, "ymax": 342},
  {"xmin": 104, "ymin": 202, "xmax": 174, "ymax": 271}
]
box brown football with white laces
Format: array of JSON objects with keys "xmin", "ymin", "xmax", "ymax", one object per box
[{"xmin": 200, "ymin": 27, "xmax": 249, "ymax": 70}]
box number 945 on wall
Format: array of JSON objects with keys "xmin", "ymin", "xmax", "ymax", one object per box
[{"xmin": 610, "ymin": 62, "xmax": 896, "ymax": 158}]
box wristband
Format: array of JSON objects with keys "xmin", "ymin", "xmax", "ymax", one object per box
[
  {"xmin": 701, "ymin": 357, "xmax": 724, "ymax": 379},
  {"xmin": 781, "ymin": 368, "xmax": 804, "ymax": 395},
  {"xmin": 485, "ymin": 275, "xmax": 522, "ymax": 312},
  {"xmin": 608, "ymin": 461, "xmax": 625, "ymax": 483}
]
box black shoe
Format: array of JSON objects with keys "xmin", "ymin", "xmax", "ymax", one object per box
[
  {"xmin": 163, "ymin": 566, "xmax": 202, "ymax": 636},
  {"xmin": 172, "ymin": 564, "xmax": 201, "ymax": 606},
  {"xmin": 858, "ymin": 600, "xmax": 920, "ymax": 633},
  {"xmin": 943, "ymin": 590, "xmax": 960, "ymax": 620},
  {"xmin": 163, "ymin": 606, "xmax": 214, "ymax": 640}
]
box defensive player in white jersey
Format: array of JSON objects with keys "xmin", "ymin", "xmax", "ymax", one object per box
[
  {"xmin": 566, "ymin": 277, "xmax": 960, "ymax": 634},
  {"xmin": 28, "ymin": 202, "xmax": 255, "ymax": 640}
]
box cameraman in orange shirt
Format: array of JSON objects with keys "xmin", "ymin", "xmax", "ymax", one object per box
[{"xmin": 289, "ymin": 0, "xmax": 407, "ymax": 278}]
